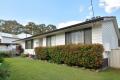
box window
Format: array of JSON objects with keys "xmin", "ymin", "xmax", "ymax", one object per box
[
  {"xmin": 71, "ymin": 31, "xmax": 84, "ymax": 44},
  {"xmin": 46, "ymin": 35, "xmax": 56, "ymax": 47},
  {"xmin": 65, "ymin": 32, "xmax": 72, "ymax": 45},
  {"xmin": 65, "ymin": 28, "xmax": 92, "ymax": 44},
  {"xmin": 25, "ymin": 39, "xmax": 33, "ymax": 49},
  {"xmin": 39, "ymin": 38, "xmax": 43, "ymax": 46},
  {"xmin": 46, "ymin": 36, "xmax": 51, "ymax": 47},
  {"xmin": 65, "ymin": 30, "xmax": 84, "ymax": 44},
  {"xmin": 118, "ymin": 39, "xmax": 120, "ymax": 47},
  {"xmin": 84, "ymin": 28, "xmax": 92, "ymax": 44}
]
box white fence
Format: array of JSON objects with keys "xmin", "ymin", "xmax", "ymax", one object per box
[{"xmin": 110, "ymin": 48, "xmax": 120, "ymax": 68}]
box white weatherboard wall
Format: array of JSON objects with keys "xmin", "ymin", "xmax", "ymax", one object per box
[
  {"xmin": 102, "ymin": 21, "xmax": 118, "ymax": 51},
  {"xmin": 20, "ymin": 41, "xmax": 25, "ymax": 49},
  {"xmin": 92, "ymin": 25, "xmax": 102, "ymax": 44},
  {"xmin": 24, "ymin": 49, "xmax": 35, "ymax": 55},
  {"xmin": 34, "ymin": 39, "xmax": 39, "ymax": 47}
]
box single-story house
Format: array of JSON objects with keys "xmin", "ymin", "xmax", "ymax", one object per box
[
  {"xmin": 0, "ymin": 32, "xmax": 32, "ymax": 51},
  {"xmin": 16, "ymin": 16, "xmax": 120, "ymax": 65}
]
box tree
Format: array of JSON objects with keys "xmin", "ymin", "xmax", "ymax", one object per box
[
  {"xmin": 0, "ymin": 19, "xmax": 57, "ymax": 35},
  {"xmin": 0, "ymin": 20, "xmax": 24, "ymax": 34}
]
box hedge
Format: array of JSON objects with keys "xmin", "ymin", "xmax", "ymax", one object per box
[
  {"xmin": 35, "ymin": 44, "xmax": 104, "ymax": 69},
  {"xmin": 0, "ymin": 56, "xmax": 9, "ymax": 80},
  {"xmin": 0, "ymin": 57, "xmax": 4, "ymax": 63},
  {"xmin": 0, "ymin": 51, "xmax": 12, "ymax": 58},
  {"xmin": 0, "ymin": 63, "xmax": 9, "ymax": 80}
]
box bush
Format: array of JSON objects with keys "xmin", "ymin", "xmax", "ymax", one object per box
[
  {"xmin": 35, "ymin": 47, "xmax": 49, "ymax": 60},
  {"xmin": 35, "ymin": 44, "xmax": 104, "ymax": 69},
  {"xmin": 0, "ymin": 57, "xmax": 4, "ymax": 63},
  {"xmin": 0, "ymin": 63, "xmax": 9, "ymax": 80},
  {"xmin": 0, "ymin": 51, "xmax": 12, "ymax": 58},
  {"xmin": 20, "ymin": 53, "xmax": 29, "ymax": 58}
]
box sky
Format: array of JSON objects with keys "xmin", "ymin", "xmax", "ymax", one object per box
[{"xmin": 0, "ymin": 0, "xmax": 120, "ymax": 28}]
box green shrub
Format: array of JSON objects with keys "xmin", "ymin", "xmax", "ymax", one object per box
[
  {"xmin": 35, "ymin": 44, "xmax": 104, "ymax": 69},
  {"xmin": 20, "ymin": 53, "xmax": 29, "ymax": 57},
  {"xmin": 0, "ymin": 63, "xmax": 9, "ymax": 80},
  {"xmin": 0, "ymin": 51, "xmax": 12, "ymax": 58},
  {"xmin": 35, "ymin": 47, "xmax": 49, "ymax": 60},
  {"xmin": 0, "ymin": 57, "xmax": 4, "ymax": 63}
]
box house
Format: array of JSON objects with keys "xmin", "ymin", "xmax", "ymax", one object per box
[
  {"xmin": 16, "ymin": 32, "xmax": 32, "ymax": 39},
  {"xmin": 16, "ymin": 16, "xmax": 120, "ymax": 65},
  {"xmin": 0, "ymin": 32, "xmax": 32, "ymax": 51}
]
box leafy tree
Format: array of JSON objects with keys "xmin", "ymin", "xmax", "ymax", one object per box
[{"xmin": 0, "ymin": 19, "xmax": 57, "ymax": 35}]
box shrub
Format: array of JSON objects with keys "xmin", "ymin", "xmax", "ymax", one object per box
[
  {"xmin": 0, "ymin": 63, "xmax": 9, "ymax": 80},
  {"xmin": 35, "ymin": 47, "xmax": 49, "ymax": 60},
  {"xmin": 20, "ymin": 53, "xmax": 29, "ymax": 58},
  {"xmin": 0, "ymin": 57, "xmax": 4, "ymax": 63},
  {"xmin": 35, "ymin": 44, "xmax": 104, "ymax": 69},
  {"xmin": 0, "ymin": 51, "xmax": 12, "ymax": 58}
]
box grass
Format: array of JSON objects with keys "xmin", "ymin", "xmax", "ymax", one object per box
[{"xmin": 5, "ymin": 58, "xmax": 120, "ymax": 80}]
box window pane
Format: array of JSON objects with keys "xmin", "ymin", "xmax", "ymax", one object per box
[
  {"xmin": 71, "ymin": 31, "xmax": 84, "ymax": 44},
  {"xmin": 25, "ymin": 39, "xmax": 33, "ymax": 49},
  {"xmin": 46, "ymin": 36, "xmax": 51, "ymax": 47},
  {"xmin": 84, "ymin": 28, "xmax": 92, "ymax": 44},
  {"xmin": 46, "ymin": 35, "xmax": 56, "ymax": 47},
  {"xmin": 51, "ymin": 36, "xmax": 56, "ymax": 46},
  {"xmin": 65, "ymin": 32, "xmax": 72, "ymax": 45},
  {"xmin": 78, "ymin": 31, "xmax": 84, "ymax": 43},
  {"xmin": 39, "ymin": 38, "xmax": 43, "ymax": 46}
]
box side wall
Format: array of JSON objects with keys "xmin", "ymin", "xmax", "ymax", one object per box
[{"xmin": 102, "ymin": 21, "xmax": 118, "ymax": 51}]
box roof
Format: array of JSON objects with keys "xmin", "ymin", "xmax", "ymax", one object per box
[
  {"xmin": 0, "ymin": 32, "xmax": 32, "ymax": 40},
  {"xmin": 15, "ymin": 16, "xmax": 118, "ymax": 41},
  {"xmin": 16, "ymin": 32, "xmax": 32, "ymax": 39},
  {"xmin": 2, "ymin": 36, "xmax": 20, "ymax": 39},
  {"xmin": 0, "ymin": 43, "xmax": 18, "ymax": 46},
  {"xmin": 0, "ymin": 32, "xmax": 18, "ymax": 38}
]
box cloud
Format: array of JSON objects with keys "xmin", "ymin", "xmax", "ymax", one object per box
[
  {"xmin": 99, "ymin": 0, "xmax": 120, "ymax": 13},
  {"xmin": 57, "ymin": 20, "xmax": 82, "ymax": 29},
  {"xmin": 80, "ymin": 5, "xmax": 84, "ymax": 13}
]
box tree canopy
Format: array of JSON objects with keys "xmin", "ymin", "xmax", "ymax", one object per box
[{"xmin": 0, "ymin": 19, "xmax": 57, "ymax": 35}]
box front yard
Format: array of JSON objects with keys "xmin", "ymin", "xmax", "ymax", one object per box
[{"xmin": 5, "ymin": 58, "xmax": 120, "ymax": 80}]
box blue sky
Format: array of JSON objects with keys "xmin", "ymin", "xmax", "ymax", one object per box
[{"xmin": 0, "ymin": 0, "xmax": 120, "ymax": 28}]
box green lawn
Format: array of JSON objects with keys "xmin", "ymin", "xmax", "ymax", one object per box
[{"xmin": 5, "ymin": 58, "xmax": 120, "ymax": 80}]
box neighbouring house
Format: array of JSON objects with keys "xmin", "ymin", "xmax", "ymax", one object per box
[
  {"xmin": 0, "ymin": 32, "xmax": 32, "ymax": 51},
  {"xmin": 15, "ymin": 16, "xmax": 120, "ymax": 66}
]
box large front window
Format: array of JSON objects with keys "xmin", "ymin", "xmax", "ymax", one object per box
[
  {"xmin": 25, "ymin": 39, "xmax": 33, "ymax": 49},
  {"xmin": 65, "ymin": 28, "xmax": 92, "ymax": 44}
]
